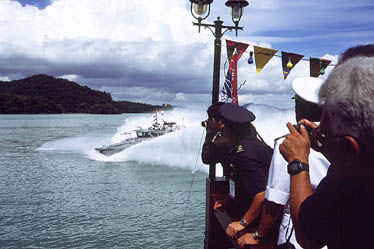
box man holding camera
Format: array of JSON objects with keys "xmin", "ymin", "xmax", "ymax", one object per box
[
  {"xmin": 235, "ymin": 77, "xmax": 330, "ymax": 248},
  {"xmin": 280, "ymin": 56, "xmax": 374, "ymax": 248}
]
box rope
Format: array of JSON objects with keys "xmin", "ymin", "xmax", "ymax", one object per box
[{"xmin": 175, "ymin": 127, "xmax": 206, "ymax": 249}]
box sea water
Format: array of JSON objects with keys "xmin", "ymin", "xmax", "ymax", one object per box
[{"xmin": 0, "ymin": 105, "xmax": 294, "ymax": 249}]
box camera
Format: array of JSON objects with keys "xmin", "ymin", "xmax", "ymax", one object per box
[
  {"xmin": 201, "ymin": 119, "xmax": 208, "ymax": 128},
  {"xmin": 293, "ymin": 123, "xmax": 314, "ymax": 139},
  {"xmin": 274, "ymin": 122, "xmax": 315, "ymax": 142}
]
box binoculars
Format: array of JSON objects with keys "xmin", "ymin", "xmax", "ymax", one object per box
[{"xmin": 201, "ymin": 119, "xmax": 208, "ymax": 128}]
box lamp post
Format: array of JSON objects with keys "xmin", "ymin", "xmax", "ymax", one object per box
[
  {"xmin": 189, "ymin": 0, "xmax": 249, "ymax": 178},
  {"xmin": 189, "ymin": 1, "xmax": 249, "ymax": 248}
]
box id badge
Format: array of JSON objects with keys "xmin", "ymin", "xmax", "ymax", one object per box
[{"xmin": 229, "ymin": 179, "xmax": 235, "ymax": 198}]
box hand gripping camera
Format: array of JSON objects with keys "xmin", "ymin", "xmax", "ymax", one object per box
[{"xmin": 274, "ymin": 122, "xmax": 314, "ymax": 141}]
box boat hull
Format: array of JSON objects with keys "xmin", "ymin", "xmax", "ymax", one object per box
[{"xmin": 95, "ymin": 143, "xmax": 135, "ymax": 156}]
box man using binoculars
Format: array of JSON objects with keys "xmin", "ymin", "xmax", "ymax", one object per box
[{"xmin": 201, "ymin": 102, "xmax": 234, "ymax": 177}]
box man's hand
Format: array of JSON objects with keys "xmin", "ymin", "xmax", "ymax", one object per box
[
  {"xmin": 299, "ymin": 119, "xmax": 322, "ymax": 152},
  {"xmin": 226, "ymin": 221, "xmax": 245, "ymax": 239},
  {"xmin": 237, "ymin": 233, "xmax": 262, "ymax": 247},
  {"xmin": 279, "ymin": 122, "xmax": 310, "ymax": 163},
  {"xmin": 298, "ymin": 119, "xmax": 318, "ymax": 130},
  {"xmin": 214, "ymin": 199, "xmax": 227, "ymax": 212}
]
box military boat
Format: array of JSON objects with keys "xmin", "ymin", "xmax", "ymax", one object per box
[{"xmin": 95, "ymin": 111, "xmax": 184, "ymax": 156}]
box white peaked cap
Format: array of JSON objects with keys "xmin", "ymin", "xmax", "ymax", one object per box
[{"xmin": 292, "ymin": 77, "xmax": 323, "ymax": 104}]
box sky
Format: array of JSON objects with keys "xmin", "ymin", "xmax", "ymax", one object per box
[{"xmin": 0, "ymin": 0, "xmax": 373, "ymax": 108}]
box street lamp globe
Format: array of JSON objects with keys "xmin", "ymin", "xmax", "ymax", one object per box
[
  {"xmin": 190, "ymin": 0, "xmax": 213, "ymax": 18},
  {"xmin": 225, "ymin": 0, "xmax": 249, "ymax": 21}
]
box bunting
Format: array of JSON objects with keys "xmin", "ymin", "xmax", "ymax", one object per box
[
  {"xmin": 310, "ymin": 57, "xmax": 332, "ymax": 77},
  {"xmin": 221, "ymin": 40, "xmax": 335, "ymax": 94},
  {"xmin": 226, "ymin": 39, "xmax": 249, "ymax": 61},
  {"xmin": 220, "ymin": 40, "xmax": 249, "ymax": 104},
  {"xmin": 281, "ymin": 52, "xmax": 304, "ymax": 79},
  {"xmin": 253, "ymin": 46, "xmax": 278, "ymax": 75}
]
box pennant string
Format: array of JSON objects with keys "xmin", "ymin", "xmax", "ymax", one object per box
[{"xmin": 219, "ymin": 43, "xmax": 337, "ymax": 67}]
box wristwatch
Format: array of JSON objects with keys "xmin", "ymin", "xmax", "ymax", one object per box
[
  {"xmin": 253, "ymin": 231, "xmax": 265, "ymax": 242},
  {"xmin": 239, "ymin": 218, "xmax": 248, "ymax": 227},
  {"xmin": 287, "ymin": 159, "xmax": 309, "ymax": 175}
]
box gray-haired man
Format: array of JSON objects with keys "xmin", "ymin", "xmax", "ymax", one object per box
[{"xmin": 280, "ymin": 56, "xmax": 374, "ymax": 249}]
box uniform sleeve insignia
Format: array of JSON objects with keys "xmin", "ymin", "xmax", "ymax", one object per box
[{"xmin": 236, "ymin": 145, "xmax": 244, "ymax": 153}]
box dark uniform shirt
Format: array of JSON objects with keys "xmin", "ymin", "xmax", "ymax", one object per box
[
  {"xmin": 201, "ymin": 130, "xmax": 233, "ymax": 177},
  {"xmin": 229, "ymin": 135, "xmax": 273, "ymax": 217},
  {"xmin": 299, "ymin": 166, "xmax": 374, "ymax": 249}
]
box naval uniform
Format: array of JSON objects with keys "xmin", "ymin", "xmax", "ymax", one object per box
[
  {"xmin": 217, "ymin": 103, "xmax": 273, "ymax": 219},
  {"xmin": 229, "ymin": 134, "xmax": 273, "ymax": 218},
  {"xmin": 202, "ymin": 130, "xmax": 233, "ymax": 177},
  {"xmin": 266, "ymin": 137, "xmax": 329, "ymax": 248}
]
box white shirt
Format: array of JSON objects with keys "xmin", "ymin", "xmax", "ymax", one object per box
[{"xmin": 265, "ymin": 137, "xmax": 330, "ymax": 248}]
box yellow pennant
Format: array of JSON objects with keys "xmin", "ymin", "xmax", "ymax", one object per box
[{"xmin": 253, "ymin": 46, "xmax": 278, "ymax": 75}]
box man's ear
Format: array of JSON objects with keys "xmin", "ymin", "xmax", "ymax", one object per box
[{"xmin": 342, "ymin": 136, "xmax": 360, "ymax": 167}]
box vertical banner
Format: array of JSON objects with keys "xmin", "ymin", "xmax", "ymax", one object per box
[
  {"xmin": 221, "ymin": 40, "xmax": 249, "ymax": 104},
  {"xmin": 310, "ymin": 57, "xmax": 332, "ymax": 77},
  {"xmin": 253, "ymin": 46, "xmax": 278, "ymax": 75},
  {"xmin": 281, "ymin": 52, "xmax": 304, "ymax": 79}
]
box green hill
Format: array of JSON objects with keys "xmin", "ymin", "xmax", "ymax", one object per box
[{"xmin": 0, "ymin": 74, "xmax": 172, "ymax": 114}]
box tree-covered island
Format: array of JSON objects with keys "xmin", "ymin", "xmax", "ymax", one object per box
[{"xmin": 0, "ymin": 74, "xmax": 172, "ymax": 114}]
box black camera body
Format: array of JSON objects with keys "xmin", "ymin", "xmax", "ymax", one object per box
[{"xmin": 293, "ymin": 123, "xmax": 314, "ymax": 139}]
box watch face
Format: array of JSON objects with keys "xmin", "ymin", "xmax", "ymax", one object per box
[
  {"xmin": 288, "ymin": 162, "xmax": 299, "ymax": 175},
  {"xmin": 288, "ymin": 160, "xmax": 308, "ymax": 175}
]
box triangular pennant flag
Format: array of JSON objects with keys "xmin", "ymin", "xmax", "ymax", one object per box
[
  {"xmin": 253, "ymin": 46, "xmax": 278, "ymax": 75},
  {"xmin": 281, "ymin": 52, "xmax": 304, "ymax": 79},
  {"xmin": 226, "ymin": 39, "xmax": 249, "ymax": 61},
  {"xmin": 320, "ymin": 59, "xmax": 331, "ymax": 75},
  {"xmin": 310, "ymin": 57, "xmax": 332, "ymax": 77},
  {"xmin": 310, "ymin": 57, "xmax": 321, "ymax": 77}
]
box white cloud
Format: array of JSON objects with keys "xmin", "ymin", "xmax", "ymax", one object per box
[
  {"xmin": 0, "ymin": 0, "xmax": 371, "ymax": 108},
  {"xmin": 59, "ymin": 74, "xmax": 77, "ymax": 81},
  {"xmin": 0, "ymin": 76, "xmax": 10, "ymax": 81}
]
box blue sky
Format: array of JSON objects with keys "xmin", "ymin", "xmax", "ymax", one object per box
[
  {"xmin": 12, "ymin": 0, "xmax": 51, "ymax": 9},
  {"xmin": 1, "ymin": 0, "xmax": 373, "ymax": 108}
]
